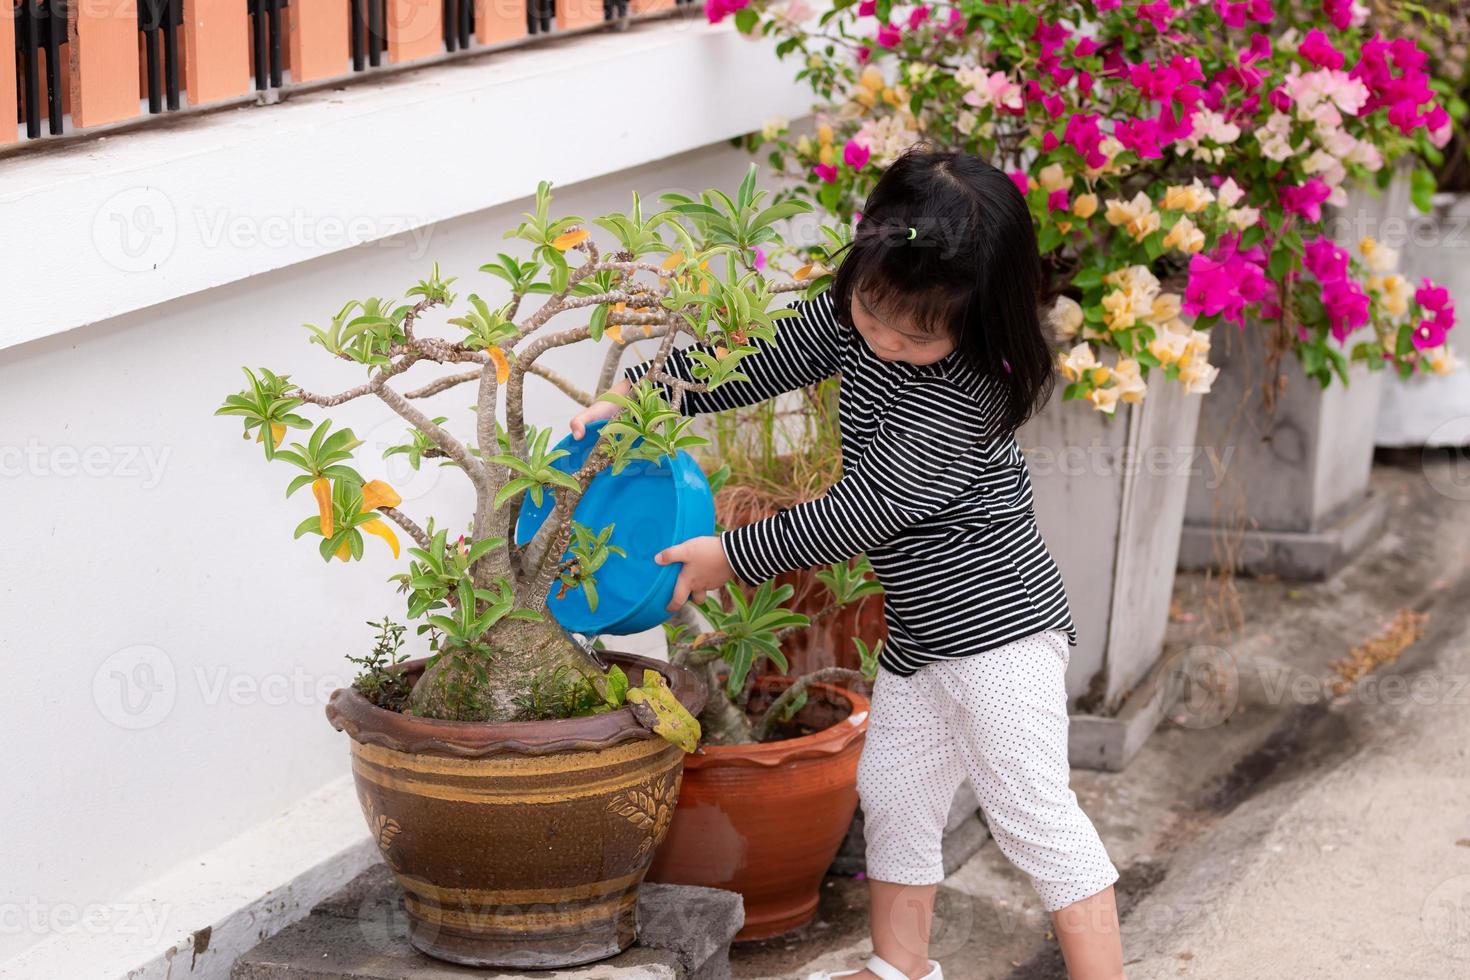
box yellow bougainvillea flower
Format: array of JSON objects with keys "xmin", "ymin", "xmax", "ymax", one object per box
[
  {"xmin": 551, "ymin": 228, "xmax": 589, "ymax": 251},
  {"xmin": 313, "ymin": 477, "xmax": 334, "ymax": 537},
  {"xmin": 486, "ymin": 347, "xmax": 510, "ymax": 384},
  {"xmin": 1073, "ymin": 193, "xmax": 1099, "ymax": 219},
  {"xmin": 816, "ymin": 123, "xmax": 835, "ymax": 146}
]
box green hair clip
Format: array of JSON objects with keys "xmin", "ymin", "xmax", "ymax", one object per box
[{"xmin": 907, "ymin": 226, "xmax": 917, "ymax": 240}]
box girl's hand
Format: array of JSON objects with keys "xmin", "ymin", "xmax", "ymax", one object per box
[
  {"xmin": 569, "ymin": 378, "xmax": 632, "ymax": 440},
  {"xmin": 657, "ymin": 535, "xmax": 734, "ymax": 611}
]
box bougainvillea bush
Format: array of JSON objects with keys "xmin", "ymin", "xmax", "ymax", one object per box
[{"xmin": 721, "ymin": 0, "xmax": 1464, "ymax": 410}]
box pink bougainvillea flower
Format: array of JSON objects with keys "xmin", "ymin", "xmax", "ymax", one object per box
[
  {"xmin": 1042, "ymin": 130, "xmax": 1060, "ymax": 152},
  {"xmin": 906, "ymin": 5, "xmax": 929, "ymax": 29},
  {"xmin": 1115, "ymin": 115, "xmax": 1164, "ymax": 159},
  {"xmin": 750, "ymin": 246, "xmax": 766, "ymax": 270},
  {"xmin": 1009, "ymin": 171, "xmax": 1030, "ymax": 195},
  {"xmin": 843, "ymin": 139, "xmax": 871, "ymax": 170},
  {"xmin": 875, "ymin": 22, "xmax": 901, "ymax": 47},
  {"xmin": 1425, "ymin": 104, "xmax": 1453, "ymax": 148},
  {"xmin": 1299, "ymin": 29, "xmax": 1345, "ymax": 70},
  {"xmin": 813, "ymin": 163, "xmax": 838, "ymax": 183},
  {"xmin": 1214, "ymin": 0, "xmax": 1273, "ymax": 28},
  {"xmin": 1183, "ymin": 234, "xmax": 1271, "ymax": 326},
  {"xmin": 1413, "ymin": 319, "xmax": 1449, "ymax": 350},
  {"xmin": 1095, "ymin": 0, "xmax": 1122, "ymax": 11},
  {"xmin": 1064, "ymin": 112, "xmax": 1109, "ymax": 169},
  {"xmin": 1280, "ymin": 179, "xmax": 1332, "ymax": 222},
  {"xmin": 1048, "ymin": 189, "xmax": 1070, "ymax": 212},
  {"xmin": 945, "ymin": 7, "xmax": 967, "ymax": 36},
  {"xmin": 1303, "ymin": 237, "xmax": 1371, "ymax": 340},
  {"xmin": 1417, "ymin": 279, "xmax": 1454, "ymax": 317},
  {"xmin": 1139, "ymin": 0, "xmax": 1178, "ymax": 31},
  {"xmin": 1323, "ymin": 0, "xmax": 1366, "ymax": 30},
  {"xmin": 856, "ymin": 44, "xmax": 871, "ymax": 64},
  {"xmin": 857, "ymin": 0, "xmax": 875, "ymax": 13},
  {"xmin": 704, "ymin": 0, "xmax": 748, "ymax": 24},
  {"xmin": 1074, "ymin": 37, "xmax": 1099, "ymax": 58}
]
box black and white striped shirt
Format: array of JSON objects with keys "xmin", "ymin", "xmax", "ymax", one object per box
[{"xmin": 625, "ymin": 287, "xmax": 1077, "ymax": 677}]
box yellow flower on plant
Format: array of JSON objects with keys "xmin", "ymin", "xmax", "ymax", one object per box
[
  {"xmin": 1048, "ymin": 296, "xmax": 1084, "ymax": 341},
  {"xmin": 1163, "ymin": 215, "xmax": 1206, "ymax": 255},
  {"xmin": 1359, "ymin": 236, "xmax": 1400, "ymax": 274},
  {"xmin": 1179, "ymin": 352, "xmax": 1219, "ymax": 395},
  {"xmin": 1104, "ymin": 192, "xmax": 1160, "ymax": 241},
  {"xmin": 1426, "ymin": 346, "xmax": 1461, "ymax": 375},
  {"xmin": 819, "ymin": 143, "xmax": 837, "ymax": 166},
  {"xmin": 1369, "ymin": 274, "xmax": 1411, "ymax": 318},
  {"xmin": 859, "ymin": 66, "xmax": 885, "ymax": 92},
  {"xmin": 1038, "ymin": 163, "xmax": 1069, "ymax": 193},
  {"xmin": 1073, "ymin": 193, "xmax": 1099, "ymax": 219},
  {"xmin": 816, "ymin": 123, "xmax": 834, "ymax": 145},
  {"xmin": 1112, "ymin": 357, "xmax": 1147, "ymax": 404},
  {"xmin": 1088, "ymin": 385, "xmax": 1121, "ymax": 414},
  {"xmin": 1102, "ymin": 289, "xmax": 1138, "ymax": 332},
  {"xmin": 1162, "ymin": 179, "xmax": 1214, "ymax": 213},
  {"xmin": 1059, "ymin": 342, "xmax": 1098, "ymax": 382}
]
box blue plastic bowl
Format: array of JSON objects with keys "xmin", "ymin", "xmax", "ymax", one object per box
[{"xmin": 514, "ymin": 419, "xmax": 715, "ymax": 636}]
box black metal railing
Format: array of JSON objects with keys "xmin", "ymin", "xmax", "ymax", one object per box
[
  {"xmin": 14, "ymin": 0, "xmax": 65, "ymax": 138},
  {"xmin": 138, "ymin": 0, "xmax": 184, "ymax": 113}
]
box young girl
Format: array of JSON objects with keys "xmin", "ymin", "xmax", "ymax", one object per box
[{"xmin": 571, "ymin": 147, "xmax": 1125, "ymax": 980}]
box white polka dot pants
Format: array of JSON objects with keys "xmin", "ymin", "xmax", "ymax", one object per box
[{"xmin": 856, "ymin": 629, "xmax": 1120, "ymax": 913}]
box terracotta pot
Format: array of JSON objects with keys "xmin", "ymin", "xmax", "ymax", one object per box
[
  {"xmin": 645, "ymin": 676, "xmax": 869, "ymax": 940},
  {"xmin": 324, "ymin": 651, "xmax": 707, "ymax": 969}
]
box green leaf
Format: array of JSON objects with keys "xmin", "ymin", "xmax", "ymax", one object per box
[{"xmin": 1410, "ymin": 167, "xmax": 1437, "ymax": 214}]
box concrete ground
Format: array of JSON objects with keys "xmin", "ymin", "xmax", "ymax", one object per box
[{"xmin": 731, "ymin": 454, "xmax": 1470, "ymax": 979}]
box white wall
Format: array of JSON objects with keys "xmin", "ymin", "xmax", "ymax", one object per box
[{"xmin": 0, "ymin": 140, "xmax": 795, "ymax": 968}]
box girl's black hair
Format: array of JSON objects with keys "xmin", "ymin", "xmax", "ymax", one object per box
[{"xmin": 830, "ymin": 145, "xmax": 1056, "ymax": 435}]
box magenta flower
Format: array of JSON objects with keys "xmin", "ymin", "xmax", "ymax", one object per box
[
  {"xmin": 1042, "ymin": 130, "xmax": 1060, "ymax": 152},
  {"xmin": 1009, "ymin": 171, "xmax": 1030, "ymax": 195},
  {"xmin": 1047, "ymin": 189, "xmax": 1070, "ymax": 212},
  {"xmin": 1183, "ymin": 234, "xmax": 1271, "ymax": 326},
  {"xmin": 1323, "ymin": 0, "xmax": 1359, "ymax": 30},
  {"xmin": 1074, "ymin": 37, "xmax": 1099, "ymax": 58},
  {"xmin": 704, "ymin": 0, "xmax": 749, "ymax": 24},
  {"xmin": 875, "ymin": 22, "xmax": 901, "ymax": 47},
  {"xmin": 1214, "ymin": 0, "xmax": 1273, "ymax": 28},
  {"xmin": 1280, "ymin": 179, "xmax": 1332, "ymax": 222},
  {"xmin": 857, "ymin": 0, "xmax": 875, "ymax": 14},
  {"xmin": 1115, "ymin": 115, "xmax": 1164, "ymax": 159},
  {"xmin": 843, "ymin": 139, "xmax": 871, "ymax": 170},
  {"xmin": 1063, "ymin": 112, "xmax": 1108, "ymax": 169},
  {"xmin": 1139, "ymin": 0, "xmax": 1178, "ymax": 31},
  {"xmin": 1299, "ymin": 29, "xmax": 1345, "ymax": 70},
  {"xmin": 1303, "ymin": 237, "xmax": 1371, "ymax": 340},
  {"xmin": 1095, "ymin": 0, "xmax": 1122, "ymax": 11},
  {"xmin": 906, "ymin": 5, "xmax": 929, "ymax": 30},
  {"xmin": 813, "ymin": 163, "xmax": 838, "ymax": 184},
  {"xmin": 1413, "ymin": 319, "xmax": 1449, "ymax": 350},
  {"xmin": 750, "ymin": 246, "xmax": 766, "ymax": 270}
]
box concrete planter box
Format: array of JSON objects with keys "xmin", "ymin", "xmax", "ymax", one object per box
[
  {"xmin": 1376, "ymin": 191, "xmax": 1470, "ymax": 448},
  {"xmin": 1016, "ymin": 377, "xmax": 1204, "ymax": 771},
  {"xmin": 1180, "ymin": 176, "xmax": 1410, "ymax": 580}
]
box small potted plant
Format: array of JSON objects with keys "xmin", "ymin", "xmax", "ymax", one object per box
[
  {"xmin": 216, "ymin": 169, "xmax": 815, "ymax": 968},
  {"xmin": 645, "ymin": 558, "xmax": 883, "ymax": 941}
]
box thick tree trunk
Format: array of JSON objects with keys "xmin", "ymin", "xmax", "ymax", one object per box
[{"xmin": 407, "ymin": 617, "xmax": 603, "ymax": 722}]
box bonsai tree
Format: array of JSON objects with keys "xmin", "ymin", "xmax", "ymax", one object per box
[
  {"xmin": 218, "ymin": 167, "xmax": 878, "ymax": 748},
  {"xmin": 719, "ymin": 0, "xmax": 1460, "ymax": 403}
]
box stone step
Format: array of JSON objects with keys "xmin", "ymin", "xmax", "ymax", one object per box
[{"xmin": 231, "ymin": 864, "xmax": 743, "ymax": 980}]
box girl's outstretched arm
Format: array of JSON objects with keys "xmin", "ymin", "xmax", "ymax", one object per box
[
  {"xmin": 719, "ymin": 375, "xmax": 995, "ymax": 585},
  {"xmin": 622, "ymin": 287, "xmax": 843, "ymax": 416}
]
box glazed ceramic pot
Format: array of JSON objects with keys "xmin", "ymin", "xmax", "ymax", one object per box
[
  {"xmin": 324, "ymin": 651, "xmax": 707, "ymax": 969},
  {"xmin": 645, "ymin": 676, "xmax": 869, "ymax": 940}
]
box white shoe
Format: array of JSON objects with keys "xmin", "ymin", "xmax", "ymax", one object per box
[{"xmin": 805, "ymin": 952, "xmax": 943, "ymax": 980}]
